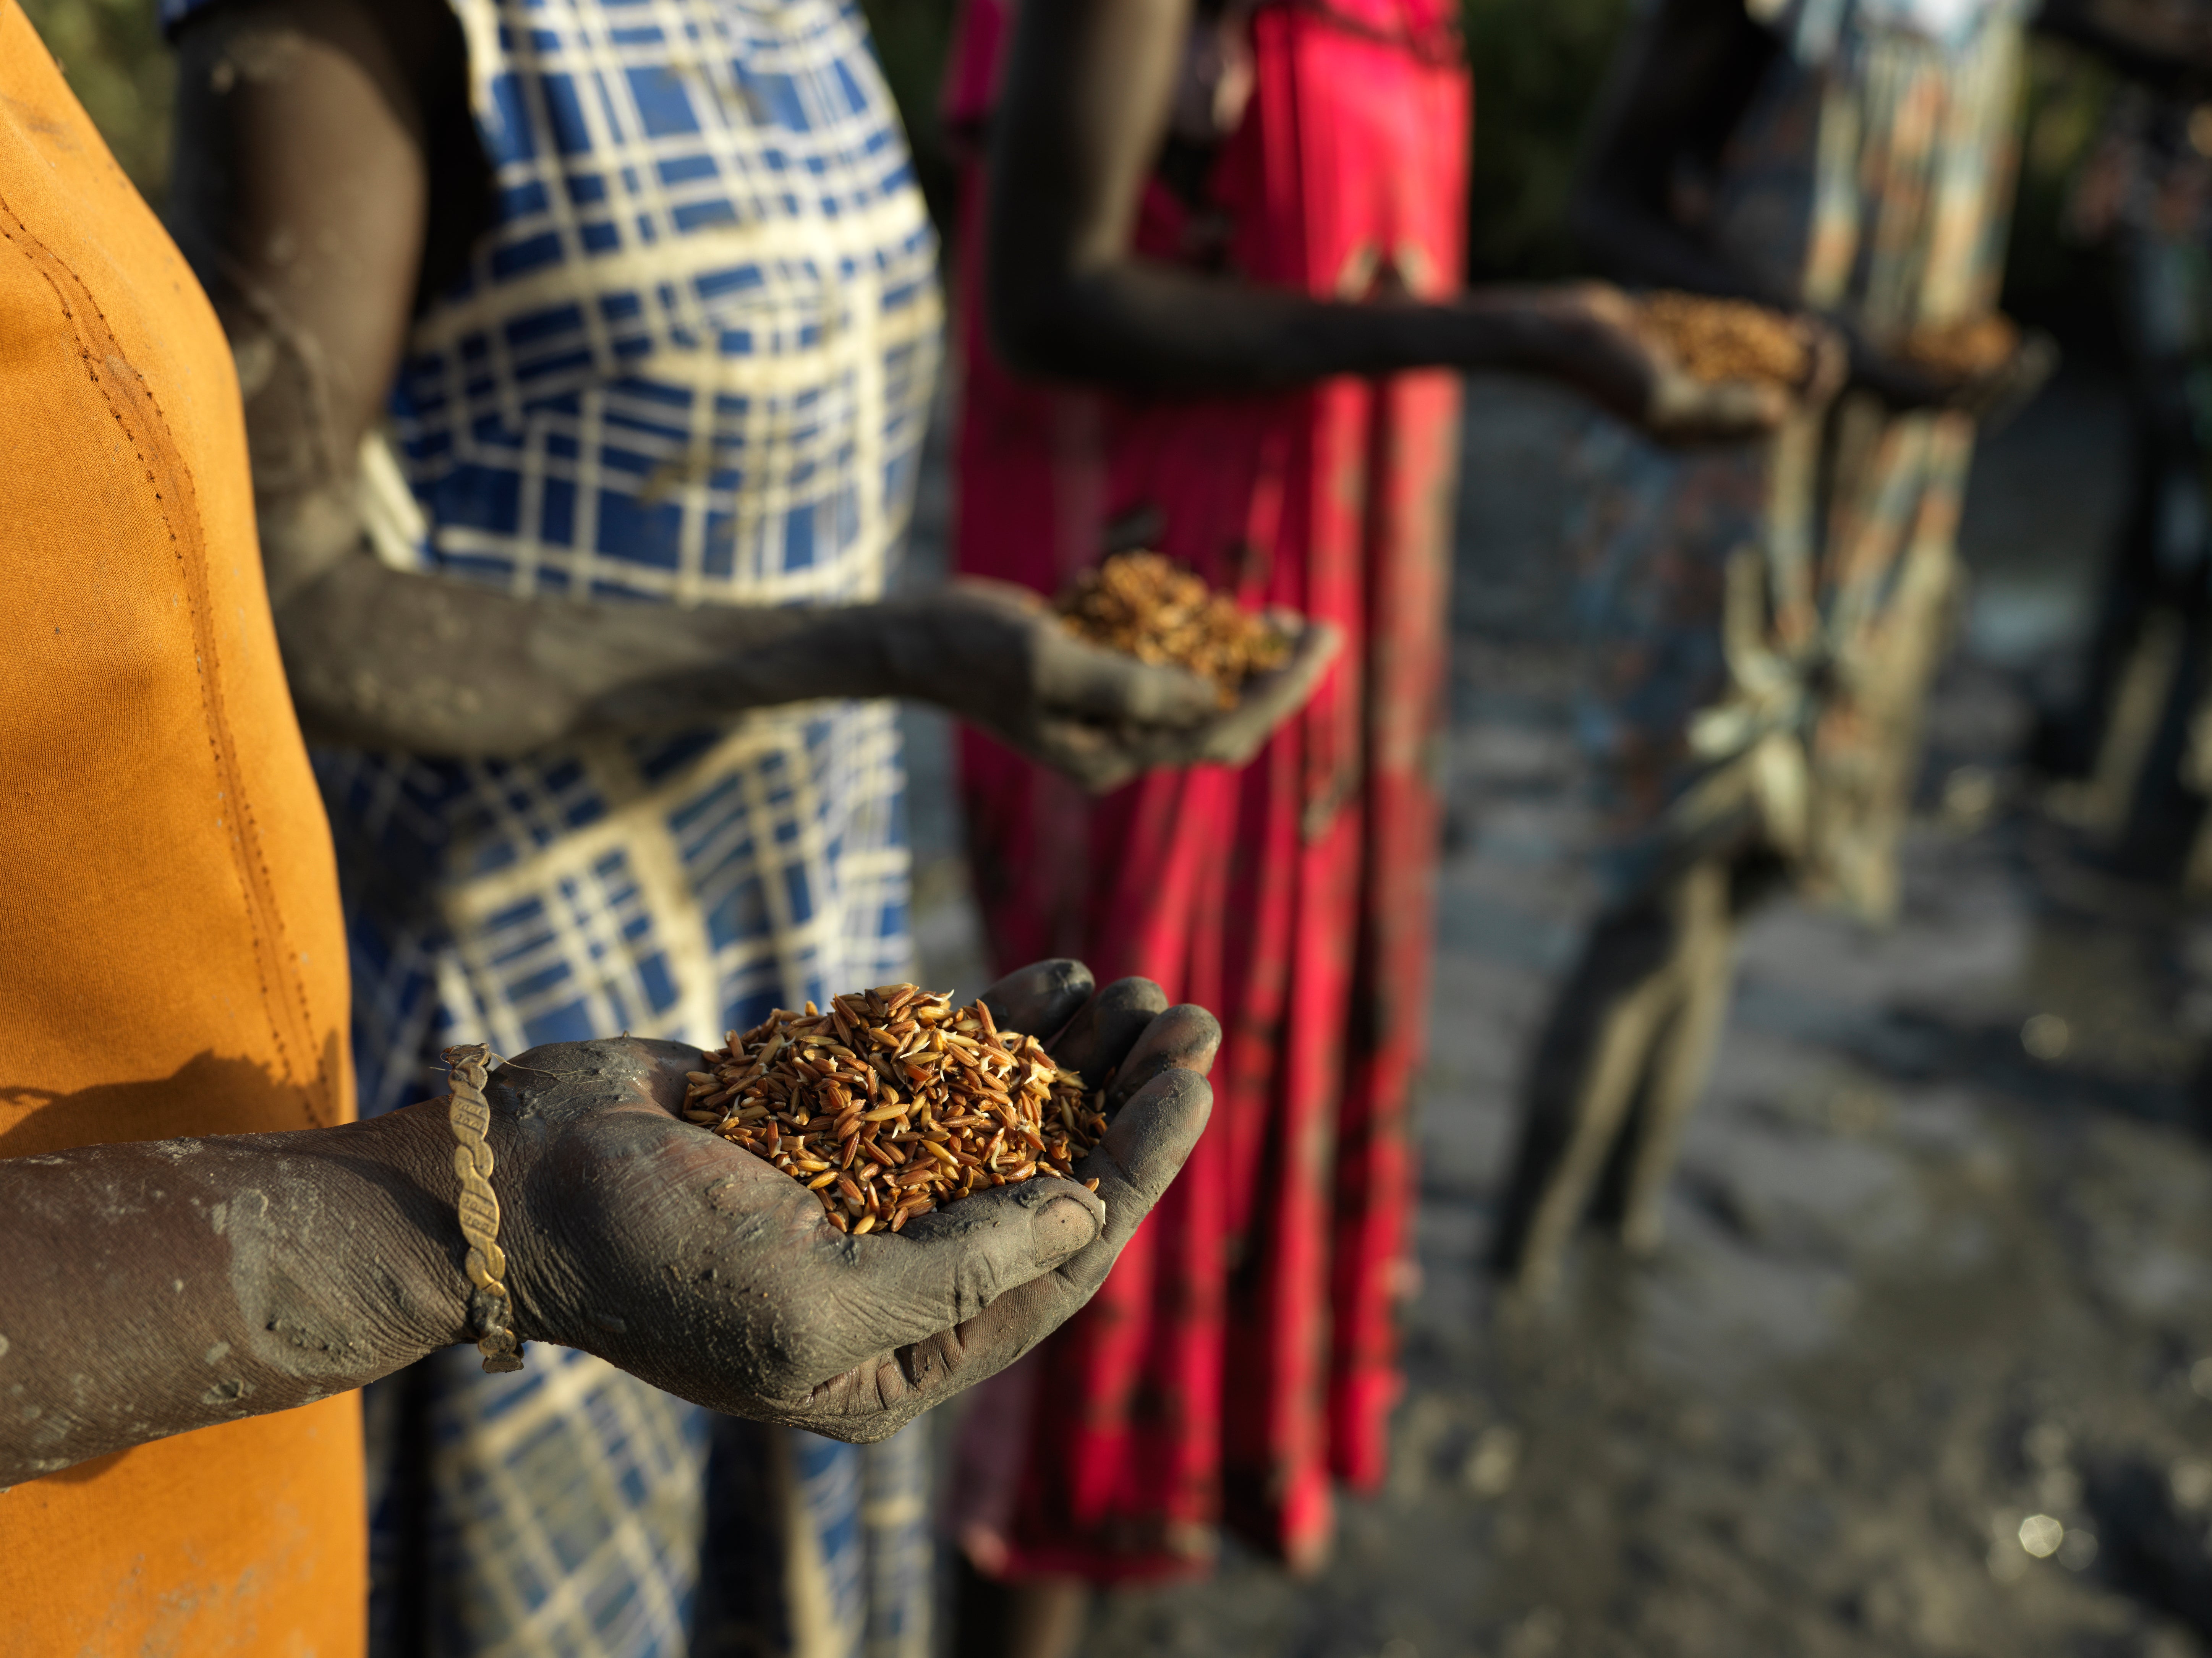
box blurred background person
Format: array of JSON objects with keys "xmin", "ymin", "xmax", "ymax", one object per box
[
  {"xmin": 1489, "ymin": 0, "xmax": 2054, "ymax": 1298},
  {"xmin": 2032, "ymin": 0, "xmax": 2212, "ymax": 884},
  {"xmin": 936, "ymin": 0, "xmax": 1809, "ymax": 1649},
  {"xmin": 160, "ymin": 0, "xmax": 1308, "ymax": 1652}
]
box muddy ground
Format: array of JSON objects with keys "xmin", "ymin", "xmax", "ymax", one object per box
[{"xmin": 901, "ymin": 363, "xmax": 2212, "ymax": 1658}]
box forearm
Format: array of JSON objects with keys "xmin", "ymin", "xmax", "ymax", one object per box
[
  {"xmin": 988, "ymin": 262, "xmax": 1606, "ymax": 393},
  {"xmin": 0, "ymin": 1107, "xmax": 466, "ymax": 1484},
  {"xmin": 278, "ymin": 553, "xmax": 936, "ymax": 755}
]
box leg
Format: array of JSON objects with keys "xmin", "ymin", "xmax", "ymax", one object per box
[
  {"xmin": 1488, "ymin": 875, "xmax": 1694, "ymax": 1300},
  {"xmin": 1608, "ymin": 859, "xmax": 1739, "ymax": 1253}
]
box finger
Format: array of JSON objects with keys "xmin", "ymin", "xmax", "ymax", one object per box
[
  {"xmin": 804, "ymin": 1174, "xmax": 1109, "ymax": 1368},
  {"xmin": 1077, "ymin": 1065, "xmax": 1211, "ymax": 1248},
  {"xmin": 1801, "ymin": 322, "xmax": 1850, "ymax": 403},
  {"xmin": 1652, "ymin": 372, "xmax": 1786, "ymax": 441},
  {"xmin": 929, "ymin": 1066, "xmax": 1213, "ymax": 1352},
  {"xmin": 978, "ymin": 959, "xmax": 1096, "ymax": 1046},
  {"xmin": 1035, "ymin": 631, "xmax": 1221, "ymax": 727},
  {"xmin": 1027, "ymin": 718, "xmax": 1147, "ymax": 793},
  {"xmin": 1103, "ymin": 1003, "xmax": 1221, "ymax": 1109},
  {"xmin": 791, "ymin": 1067, "xmax": 1211, "ymax": 1434},
  {"xmin": 1050, "ymin": 976, "xmax": 1170, "ymax": 1086},
  {"xmin": 1193, "ymin": 620, "xmax": 1340, "ymax": 765}
]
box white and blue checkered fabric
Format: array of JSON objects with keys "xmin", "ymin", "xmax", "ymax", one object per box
[
  {"xmin": 163, "ymin": 0, "xmax": 942, "ymax": 1652},
  {"xmin": 322, "ymin": 0, "xmax": 942, "ymax": 1120}
]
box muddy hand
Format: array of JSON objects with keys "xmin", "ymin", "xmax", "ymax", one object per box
[
  {"xmin": 482, "ymin": 962, "xmax": 1212, "ymax": 1439},
  {"xmin": 886, "ymin": 579, "xmax": 1223, "ymax": 789},
  {"xmin": 1077, "ymin": 614, "xmax": 1342, "ymax": 788},
  {"xmin": 1540, "ymin": 282, "xmax": 1793, "ymax": 444}
]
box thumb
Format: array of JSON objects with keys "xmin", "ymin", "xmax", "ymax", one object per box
[{"xmin": 804, "ymin": 1175, "xmax": 1107, "ymax": 1372}]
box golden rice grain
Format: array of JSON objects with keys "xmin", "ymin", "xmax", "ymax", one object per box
[
  {"xmin": 1639, "ymin": 291, "xmax": 1811, "ymax": 387},
  {"xmin": 1056, "ymin": 551, "xmax": 1292, "ymax": 709},
  {"xmin": 682, "ymin": 983, "xmax": 1110, "ymax": 1231}
]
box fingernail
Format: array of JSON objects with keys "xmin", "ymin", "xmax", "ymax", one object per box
[{"xmin": 1032, "ymin": 1195, "xmax": 1100, "ymax": 1265}]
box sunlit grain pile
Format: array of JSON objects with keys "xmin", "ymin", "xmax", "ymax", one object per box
[
  {"xmin": 682, "ymin": 984, "xmax": 1108, "ymax": 1234},
  {"xmin": 1903, "ymin": 314, "xmax": 2018, "ymax": 380},
  {"xmin": 1639, "ymin": 291, "xmax": 1811, "ymax": 386},
  {"xmin": 1057, "ymin": 551, "xmax": 1292, "ymax": 709}
]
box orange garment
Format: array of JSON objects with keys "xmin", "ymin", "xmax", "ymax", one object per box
[{"xmin": 0, "ymin": 7, "xmax": 364, "ymax": 1652}]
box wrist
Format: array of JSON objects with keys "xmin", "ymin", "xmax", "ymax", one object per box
[
  {"xmin": 861, "ymin": 592, "xmax": 956, "ymax": 704},
  {"xmin": 333, "ymin": 1104, "xmax": 480, "ymax": 1357},
  {"xmin": 1440, "ymin": 290, "xmax": 1582, "ymax": 375}
]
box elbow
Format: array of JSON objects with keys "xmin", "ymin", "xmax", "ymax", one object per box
[
  {"xmin": 980, "ymin": 210, "xmax": 1108, "ymax": 381},
  {"xmin": 983, "ymin": 278, "xmax": 1091, "ymax": 382}
]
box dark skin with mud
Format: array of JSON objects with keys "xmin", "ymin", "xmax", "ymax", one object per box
[
  {"xmin": 983, "ymin": 0, "xmax": 1813, "ymax": 426},
  {"xmin": 0, "ymin": 962, "xmax": 1213, "ymax": 1484},
  {"xmin": 164, "ymin": 0, "xmax": 1334, "ymax": 792},
  {"xmin": 160, "ymin": 0, "xmax": 1806, "ymax": 806}
]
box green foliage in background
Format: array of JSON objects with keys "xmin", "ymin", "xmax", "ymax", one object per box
[
  {"xmin": 1461, "ymin": 0, "xmax": 1634, "ymax": 277},
  {"xmin": 21, "ymin": 0, "xmax": 173, "ymax": 200}
]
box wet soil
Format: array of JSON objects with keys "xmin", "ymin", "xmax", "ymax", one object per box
[{"xmin": 905, "ymin": 364, "xmax": 2212, "ymax": 1658}]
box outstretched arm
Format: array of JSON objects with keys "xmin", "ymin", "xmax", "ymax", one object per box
[
  {"xmin": 984, "ymin": 0, "xmax": 1793, "ymax": 436},
  {"xmin": 164, "ymin": 0, "xmax": 1255, "ymax": 781},
  {"xmin": 0, "ymin": 962, "xmax": 1211, "ymax": 1482}
]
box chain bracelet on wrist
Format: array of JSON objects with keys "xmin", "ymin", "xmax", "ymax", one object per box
[{"xmin": 444, "ymin": 1043, "xmax": 525, "ymax": 1374}]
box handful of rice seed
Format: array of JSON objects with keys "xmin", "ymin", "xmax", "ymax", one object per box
[
  {"xmin": 1902, "ymin": 314, "xmax": 2018, "ymax": 381},
  {"xmin": 1637, "ymin": 291, "xmax": 1812, "ymax": 387},
  {"xmin": 682, "ymin": 983, "xmax": 1109, "ymax": 1235},
  {"xmin": 1056, "ymin": 550, "xmax": 1292, "ymax": 709}
]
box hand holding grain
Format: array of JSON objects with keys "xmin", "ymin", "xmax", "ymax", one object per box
[{"xmin": 479, "ymin": 960, "xmax": 1216, "ymax": 1439}]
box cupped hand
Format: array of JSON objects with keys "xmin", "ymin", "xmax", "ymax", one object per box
[
  {"xmin": 1058, "ymin": 612, "xmax": 1341, "ymax": 792},
  {"xmin": 1847, "ymin": 324, "xmax": 2057, "ymax": 426},
  {"xmin": 891, "ymin": 579, "xmax": 1336, "ymax": 791},
  {"xmin": 1539, "ymin": 281, "xmax": 1826, "ymax": 444},
  {"xmin": 889, "ymin": 579, "xmax": 1220, "ymax": 785},
  {"xmin": 479, "ymin": 960, "xmax": 1216, "ymax": 1440}
]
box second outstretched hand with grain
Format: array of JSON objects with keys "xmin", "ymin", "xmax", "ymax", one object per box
[
  {"xmin": 164, "ymin": 0, "xmax": 1316, "ymax": 785},
  {"xmin": 0, "ymin": 961, "xmax": 1213, "ymax": 1483}
]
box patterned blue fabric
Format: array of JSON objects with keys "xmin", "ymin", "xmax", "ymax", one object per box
[{"xmin": 164, "ymin": 0, "xmax": 942, "ymax": 1652}]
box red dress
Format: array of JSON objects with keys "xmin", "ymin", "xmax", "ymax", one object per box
[{"xmin": 944, "ymin": 0, "xmax": 1468, "ymax": 1578}]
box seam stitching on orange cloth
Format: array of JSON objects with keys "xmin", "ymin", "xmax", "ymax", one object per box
[{"xmin": 0, "ymin": 191, "xmax": 332, "ymax": 1129}]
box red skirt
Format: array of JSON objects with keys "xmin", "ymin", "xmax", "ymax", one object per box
[{"xmin": 944, "ymin": 0, "xmax": 1468, "ymax": 1579}]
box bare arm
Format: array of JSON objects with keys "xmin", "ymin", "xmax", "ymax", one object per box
[
  {"xmin": 165, "ymin": 0, "xmax": 1278, "ymax": 782},
  {"xmin": 983, "ymin": 0, "xmax": 1790, "ymax": 436},
  {"xmin": 0, "ymin": 962, "xmax": 1211, "ymax": 1482},
  {"xmin": 0, "ymin": 1106, "xmax": 465, "ymax": 1481}
]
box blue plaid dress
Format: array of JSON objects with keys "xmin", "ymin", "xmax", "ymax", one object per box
[{"xmin": 166, "ymin": 0, "xmax": 941, "ymax": 1652}]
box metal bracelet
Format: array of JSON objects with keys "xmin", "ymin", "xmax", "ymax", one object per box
[{"xmin": 444, "ymin": 1043, "xmax": 525, "ymax": 1374}]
